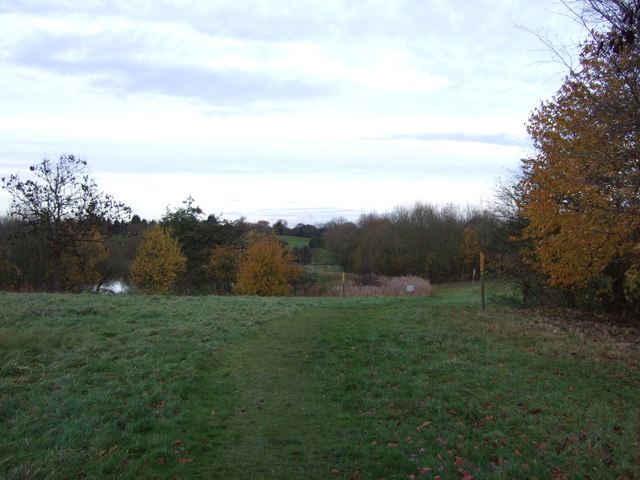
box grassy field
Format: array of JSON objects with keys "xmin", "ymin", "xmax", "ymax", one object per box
[
  {"xmin": 278, "ymin": 235, "xmax": 338, "ymax": 266},
  {"xmin": 1, "ymin": 285, "xmax": 638, "ymax": 479},
  {"xmin": 279, "ymin": 236, "xmax": 310, "ymax": 249}
]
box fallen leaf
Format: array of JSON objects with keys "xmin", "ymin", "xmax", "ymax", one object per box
[{"xmin": 416, "ymin": 421, "xmax": 432, "ymax": 431}]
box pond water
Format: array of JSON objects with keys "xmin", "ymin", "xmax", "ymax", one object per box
[{"xmin": 96, "ymin": 279, "xmax": 131, "ymax": 294}]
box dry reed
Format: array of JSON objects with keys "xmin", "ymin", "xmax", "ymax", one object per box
[{"xmin": 328, "ymin": 275, "xmax": 432, "ymax": 297}]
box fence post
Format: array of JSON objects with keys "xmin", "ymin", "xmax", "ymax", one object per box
[{"xmin": 480, "ymin": 253, "xmax": 485, "ymax": 311}]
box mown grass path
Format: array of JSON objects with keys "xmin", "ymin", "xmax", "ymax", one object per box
[
  {"xmin": 178, "ymin": 297, "xmax": 447, "ymax": 479},
  {"xmin": 198, "ymin": 303, "xmax": 358, "ymax": 478},
  {"xmin": 177, "ymin": 295, "xmax": 639, "ymax": 480}
]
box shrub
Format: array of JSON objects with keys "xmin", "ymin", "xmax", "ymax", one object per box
[
  {"xmin": 308, "ymin": 235, "xmax": 324, "ymax": 249},
  {"xmin": 234, "ymin": 235, "xmax": 302, "ymax": 296},
  {"xmin": 129, "ymin": 225, "xmax": 187, "ymax": 294}
]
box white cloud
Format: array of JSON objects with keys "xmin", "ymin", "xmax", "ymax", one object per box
[{"xmin": 0, "ymin": 0, "xmax": 587, "ymax": 223}]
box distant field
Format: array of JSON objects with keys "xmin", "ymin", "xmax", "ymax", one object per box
[
  {"xmin": 279, "ymin": 235, "xmax": 338, "ymax": 266},
  {"xmin": 279, "ymin": 235, "xmax": 310, "ymax": 249},
  {"xmin": 1, "ymin": 287, "xmax": 638, "ymax": 479}
]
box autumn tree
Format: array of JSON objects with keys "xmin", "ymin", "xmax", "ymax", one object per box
[
  {"xmin": 129, "ymin": 225, "xmax": 187, "ymax": 294},
  {"xmin": 234, "ymin": 235, "xmax": 302, "ymax": 296},
  {"xmin": 207, "ymin": 244, "xmax": 240, "ymax": 294},
  {"xmin": 1, "ymin": 155, "xmax": 130, "ymax": 291},
  {"xmin": 461, "ymin": 226, "xmax": 481, "ymax": 273},
  {"xmin": 161, "ymin": 197, "xmax": 246, "ymax": 291},
  {"xmin": 60, "ymin": 230, "xmax": 109, "ymax": 292},
  {"xmin": 322, "ymin": 218, "xmax": 360, "ymax": 272},
  {"xmin": 521, "ymin": 1, "xmax": 640, "ymax": 312}
]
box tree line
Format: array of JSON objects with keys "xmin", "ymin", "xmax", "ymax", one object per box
[
  {"xmin": 0, "ymin": 157, "xmax": 502, "ymax": 296},
  {"xmin": 1, "ymin": 0, "xmax": 638, "ymax": 315},
  {"xmin": 0, "ymin": 160, "xmax": 303, "ymax": 295}
]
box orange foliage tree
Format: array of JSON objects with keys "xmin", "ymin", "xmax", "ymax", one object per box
[
  {"xmin": 234, "ymin": 235, "xmax": 302, "ymax": 296},
  {"xmin": 520, "ymin": 37, "xmax": 640, "ymax": 309},
  {"xmin": 129, "ymin": 225, "xmax": 187, "ymax": 294}
]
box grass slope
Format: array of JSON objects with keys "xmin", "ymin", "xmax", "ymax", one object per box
[{"xmin": 1, "ymin": 289, "xmax": 638, "ymax": 479}]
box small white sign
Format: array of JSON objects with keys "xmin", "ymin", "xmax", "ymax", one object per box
[{"xmin": 406, "ymin": 285, "xmax": 414, "ymax": 293}]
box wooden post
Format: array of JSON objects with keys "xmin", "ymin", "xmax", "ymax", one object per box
[
  {"xmin": 480, "ymin": 252, "xmax": 485, "ymax": 311},
  {"xmin": 472, "ymin": 268, "xmax": 476, "ymax": 292},
  {"xmin": 342, "ymin": 272, "xmax": 346, "ymax": 297}
]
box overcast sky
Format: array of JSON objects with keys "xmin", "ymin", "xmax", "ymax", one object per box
[{"xmin": 0, "ymin": 0, "xmax": 585, "ymax": 224}]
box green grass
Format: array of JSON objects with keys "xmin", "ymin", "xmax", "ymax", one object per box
[
  {"xmin": 277, "ymin": 236, "xmax": 338, "ymax": 266},
  {"xmin": 279, "ymin": 235, "xmax": 310, "ymax": 249},
  {"xmin": 433, "ymin": 280, "xmax": 524, "ymax": 306},
  {"xmin": 1, "ymin": 290, "xmax": 638, "ymax": 479}
]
